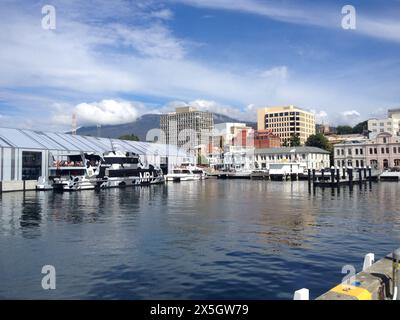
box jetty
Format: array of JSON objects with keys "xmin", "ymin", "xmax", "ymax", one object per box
[
  {"xmin": 308, "ymin": 166, "xmax": 379, "ymax": 188},
  {"xmin": 294, "ymin": 249, "xmax": 400, "ymax": 300}
]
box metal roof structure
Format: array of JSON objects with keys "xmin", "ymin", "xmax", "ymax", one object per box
[
  {"xmin": 0, "ymin": 127, "xmax": 186, "ymax": 157},
  {"xmin": 254, "ymin": 146, "xmax": 330, "ymax": 154}
]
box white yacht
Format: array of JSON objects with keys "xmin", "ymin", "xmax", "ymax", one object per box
[
  {"xmin": 37, "ymin": 153, "xmax": 101, "ymax": 191},
  {"xmin": 95, "ymin": 151, "xmax": 164, "ymax": 189},
  {"xmin": 165, "ymin": 168, "xmax": 200, "ymax": 182}
]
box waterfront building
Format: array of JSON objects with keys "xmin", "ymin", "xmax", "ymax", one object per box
[
  {"xmin": 368, "ymin": 108, "xmax": 400, "ymax": 139},
  {"xmin": 333, "ymin": 132, "xmax": 400, "ymax": 170},
  {"xmin": 254, "ymin": 146, "xmax": 330, "ymax": 170},
  {"xmin": 253, "ymin": 130, "xmax": 281, "ymax": 149},
  {"xmin": 0, "ymin": 127, "xmax": 189, "ymax": 192},
  {"xmin": 257, "ymin": 105, "xmax": 316, "ymax": 146},
  {"xmin": 208, "ymin": 123, "xmax": 255, "ymax": 170},
  {"xmin": 160, "ymin": 106, "xmax": 214, "ymax": 153}
]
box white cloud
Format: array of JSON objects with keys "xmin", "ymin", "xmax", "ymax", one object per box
[
  {"xmin": 174, "ymin": 0, "xmax": 400, "ymax": 43},
  {"xmin": 261, "ymin": 66, "xmax": 288, "ymax": 81},
  {"xmin": 53, "ymin": 100, "xmax": 145, "ymax": 126}
]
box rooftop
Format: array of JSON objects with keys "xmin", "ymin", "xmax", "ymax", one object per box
[
  {"xmin": 255, "ymin": 146, "xmax": 330, "ymax": 154},
  {"xmin": 0, "ymin": 127, "xmax": 186, "ymax": 157}
]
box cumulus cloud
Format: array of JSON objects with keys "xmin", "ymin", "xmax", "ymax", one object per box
[{"xmin": 53, "ymin": 100, "xmax": 146, "ymax": 126}]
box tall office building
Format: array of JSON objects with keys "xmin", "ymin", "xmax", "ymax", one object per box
[
  {"xmin": 160, "ymin": 107, "xmax": 214, "ymax": 152},
  {"xmin": 257, "ymin": 105, "xmax": 316, "ymax": 145}
]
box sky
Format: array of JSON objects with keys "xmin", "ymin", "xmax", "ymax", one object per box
[{"xmin": 0, "ymin": 0, "xmax": 400, "ymax": 131}]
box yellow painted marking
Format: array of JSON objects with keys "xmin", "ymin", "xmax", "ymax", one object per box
[{"xmin": 330, "ymin": 284, "xmax": 372, "ymax": 300}]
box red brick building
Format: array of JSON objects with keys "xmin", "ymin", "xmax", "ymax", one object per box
[{"xmin": 253, "ymin": 130, "xmax": 281, "ymax": 149}]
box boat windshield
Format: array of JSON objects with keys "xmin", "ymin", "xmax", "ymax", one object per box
[
  {"xmin": 192, "ymin": 170, "xmax": 203, "ymax": 174},
  {"xmin": 182, "ymin": 170, "xmax": 191, "ymax": 174},
  {"xmin": 173, "ymin": 170, "xmax": 182, "ymax": 174}
]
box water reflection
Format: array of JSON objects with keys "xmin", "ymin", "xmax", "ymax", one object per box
[{"xmin": 0, "ymin": 181, "xmax": 399, "ymax": 299}]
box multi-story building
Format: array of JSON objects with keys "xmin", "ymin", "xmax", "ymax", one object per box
[
  {"xmin": 208, "ymin": 122, "xmax": 254, "ymax": 170},
  {"xmin": 254, "ymin": 146, "xmax": 330, "ymax": 170},
  {"xmin": 368, "ymin": 108, "xmax": 400, "ymax": 139},
  {"xmin": 333, "ymin": 132, "xmax": 400, "ymax": 170},
  {"xmin": 253, "ymin": 130, "xmax": 281, "ymax": 149},
  {"xmin": 160, "ymin": 106, "xmax": 214, "ymax": 153},
  {"xmin": 257, "ymin": 105, "xmax": 316, "ymax": 146}
]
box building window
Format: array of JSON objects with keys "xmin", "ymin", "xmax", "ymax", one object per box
[
  {"xmin": 369, "ymin": 148, "xmax": 373, "ymax": 155},
  {"xmin": 348, "ymin": 149, "xmax": 352, "ymax": 155},
  {"xmin": 383, "ymin": 159, "xmax": 389, "ymax": 169},
  {"xmin": 22, "ymin": 151, "xmax": 42, "ymax": 180},
  {"xmin": 383, "ymin": 137, "xmax": 387, "ymax": 143},
  {"xmin": 355, "ymin": 149, "xmax": 359, "ymax": 155},
  {"xmin": 395, "ymin": 159, "xmax": 400, "ymax": 167},
  {"xmin": 381, "ymin": 148, "xmax": 385, "ymax": 154},
  {"xmin": 360, "ymin": 149, "xmax": 363, "ymax": 155},
  {"xmin": 360, "ymin": 160, "xmax": 364, "ymax": 167}
]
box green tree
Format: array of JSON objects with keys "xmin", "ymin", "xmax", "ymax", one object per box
[
  {"xmin": 289, "ymin": 134, "xmax": 301, "ymax": 147},
  {"xmin": 119, "ymin": 134, "xmax": 140, "ymax": 141},
  {"xmin": 336, "ymin": 125, "xmax": 353, "ymax": 135},
  {"xmin": 352, "ymin": 121, "xmax": 368, "ymax": 134},
  {"xmin": 306, "ymin": 133, "xmax": 334, "ymax": 166}
]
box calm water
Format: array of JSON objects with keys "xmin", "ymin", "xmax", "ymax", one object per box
[{"xmin": 1, "ymin": 180, "xmax": 400, "ymax": 299}]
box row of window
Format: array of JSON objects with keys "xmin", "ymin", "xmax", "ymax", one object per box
[{"xmin": 337, "ymin": 146, "xmax": 400, "ymax": 156}]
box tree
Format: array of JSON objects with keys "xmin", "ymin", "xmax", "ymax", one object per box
[
  {"xmin": 119, "ymin": 134, "xmax": 140, "ymax": 141},
  {"xmin": 305, "ymin": 133, "xmax": 332, "ymax": 151},
  {"xmin": 352, "ymin": 120, "xmax": 368, "ymax": 134},
  {"xmin": 289, "ymin": 134, "xmax": 301, "ymax": 147},
  {"xmin": 336, "ymin": 125, "xmax": 353, "ymax": 135},
  {"xmin": 306, "ymin": 133, "xmax": 334, "ymax": 166}
]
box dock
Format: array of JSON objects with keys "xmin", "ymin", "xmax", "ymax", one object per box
[
  {"xmin": 308, "ymin": 167, "xmax": 379, "ymax": 189},
  {"xmin": 294, "ymin": 249, "xmax": 400, "ymax": 300}
]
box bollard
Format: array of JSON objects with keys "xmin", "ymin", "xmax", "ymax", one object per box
[
  {"xmin": 330, "ymin": 166, "xmax": 335, "ymax": 185},
  {"xmin": 358, "ymin": 167, "xmax": 362, "ymax": 183},
  {"xmin": 336, "ymin": 167, "xmax": 340, "ymax": 184},
  {"xmin": 312, "ymin": 169, "xmax": 316, "ymax": 182},
  {"xmin": 321, "ymin": 168, "xmax": 325, "ymax": 182},
  {"xmin": 363, "ymin": 253, "xmax": 375, "ymax": 271},
  {"xmin": 393, "ymin": 249, "xmax": 400, "ymax": 300},
  {"xmin": 363, "ymin": 166, "xmax": 367, "ymax": 180},
  {"xmin": 342, "ymin": 167, "xmax": 346, "ymax": 179},
  {"xmin": 348, "ymin": 166, "xmax": 353, "ymax": 185},
  {"xmin": 368, "ymin": 166, "xmax": 372, "ymax": 181},
  {"xmin": 293, "ymin": 288, "xmax": 309, "ymax": 300}
]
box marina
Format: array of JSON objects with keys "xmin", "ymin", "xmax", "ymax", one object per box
[{"xmin": 1, "ymin": 179, "xmax": 400, "ymax": 300}]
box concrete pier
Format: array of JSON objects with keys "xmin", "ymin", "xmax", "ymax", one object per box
[{"xmin": 317, "ymin": 252, "xmax": 395, "ymax": 300}]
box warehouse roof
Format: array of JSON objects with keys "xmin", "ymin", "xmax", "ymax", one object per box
[
  {"xmin": 0, "ymin": 127, "xmax": 186, "ymax": 157},
  {"xmin": 255, "ymin": 146, "xmax": 330, "ymax": 154}
]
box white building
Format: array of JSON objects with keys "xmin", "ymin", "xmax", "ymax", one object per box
[
  {"xmin": 0, "ymin": 127, "xmax": 189, "ymax": 192},
  {"xmin": 209, "ymin": 123, "xmax": 255, "ymax": 170},
  {"xmin": 254, "ymin": 146, "xmax": 330, "ymax": 170},
  {"xmin": 368, "ymin": 108, "xmax": 400, "ymax": 139}
]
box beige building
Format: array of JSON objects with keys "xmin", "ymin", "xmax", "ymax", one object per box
[
  {"xmin": 368, "ymin": 108, "xmax": 400, "ymax": 139},
  {"xmin": 257, "ymin": 105, "xmax": 316, "ymax": 145},
  {"xmin": 160, "ymin": 106, "xmax": 214, "ymax": 152}
]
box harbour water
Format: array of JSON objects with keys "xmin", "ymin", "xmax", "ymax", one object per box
[{"xmin": 1, "ymin": 180, "xmax": 400, "ymax": 300}]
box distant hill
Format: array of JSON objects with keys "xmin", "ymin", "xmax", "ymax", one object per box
[{"xmin": 75, "ymin": 113, "xmax": 256, "ymax": 141}]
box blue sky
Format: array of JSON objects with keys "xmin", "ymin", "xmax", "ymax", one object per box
[{"xmin": 0, "ymin": 0, "xmax": 399, "ymax": 131}]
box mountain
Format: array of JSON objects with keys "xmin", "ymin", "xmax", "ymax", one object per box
[{"xmin": 75, "ymin": 113, "xmax": 257, "ymax": 141}]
